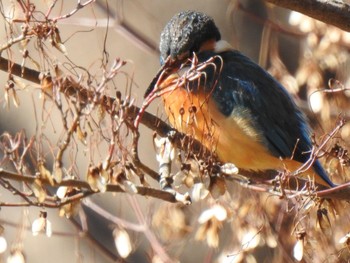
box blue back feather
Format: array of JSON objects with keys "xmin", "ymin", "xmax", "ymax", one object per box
[{"xmin": 195, "ymin": 50, "xmax": 334, "ymax": 186}]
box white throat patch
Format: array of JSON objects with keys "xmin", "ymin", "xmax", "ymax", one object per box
[{"xmin": 214, "ymin": 40, "xmax": 233, "ymax": 53}]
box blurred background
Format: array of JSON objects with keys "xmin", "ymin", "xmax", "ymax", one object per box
[{"xmin": 1, "ymin": 0, "xmax": 350, "ymax": 262}]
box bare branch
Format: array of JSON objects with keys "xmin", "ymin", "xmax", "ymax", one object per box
[
  {"xmin": 50, "ymin": 0, "xmax": 96, "ymax": 21},
  {"xmin": 0, "ymin": 34, "xmax": 28, "ymax": 53},
  {"xmin": 0, "ymin": 168, "xmax": 178, "ymax": 205},
  {"xmin": 2, "ymin": 55, "xmax": 350, "ymax": 203},
  {"xmin": 266, "ymin": 0, "xmax": 350, "ymax": 32}
]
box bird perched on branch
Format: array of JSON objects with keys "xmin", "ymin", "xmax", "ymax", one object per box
[{"xmin": 145, "ymin": 11, "xmax": 334, "ymax": 187}]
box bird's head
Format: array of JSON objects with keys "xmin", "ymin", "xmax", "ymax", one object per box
[
  {"xmin": 159, "ymin": 11, "xmax": 221, "ymax": 65},
  {"xmin": 144, "ymin": 11, "xmax": 221, "ymax": 97}
]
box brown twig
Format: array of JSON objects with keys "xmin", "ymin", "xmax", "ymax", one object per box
[
  {"xmin": 266, "ymin": 0, "xmax": 350, "ymax": 32},
  {"xmin": 49, "ymin": 0, "xmax": 96, "ymax": 22},
  {"xmin": 1, "ymin": 55, "xmax": 349, "ymax": 202},
  {"xmin": 0, "ymin": 168, "xmax": 178, "ymax": 206},
  {"xmin": 293, "ymin": 117, "xmax": 347, "ymax": 176}
]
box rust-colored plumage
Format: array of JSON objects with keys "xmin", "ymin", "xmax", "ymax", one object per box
[{"xmin": 146, "ymin": 11, "xmax": 334, "ymax": 187}]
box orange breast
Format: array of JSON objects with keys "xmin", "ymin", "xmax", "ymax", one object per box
[{"xmin": 160, "ymin": 75, "xmax": 329, "ymax": 186}]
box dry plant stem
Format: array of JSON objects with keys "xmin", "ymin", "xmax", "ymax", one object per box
[
  {"xmin": 1, "ymin": 56, "xmax": 349, "ymax": 202},
  {"xmin": 83, "ymin": 197, "xmax": 175, "ymax": 262},
  {"xmin": 1, "ymin": 57, "xmax": 350, "ymax": 205},
  {"xmin": 0, "ymin": 56, "xmax": 207, "ymax": 183},
  {"xmin": 0, "ymin": 56, "xmax": 208, "ymax": 155},
  {"xmin": 0, "ymin": 168, "xmax": 177, "ymax": 205},
  {"xmin": 130, "ymin": 127, "xmax": 159, "ymax": 181},
  {"xmin": 0, "ymin": 34, "xmax": 29, "ymax": 53},
  {"xmin": 0, "ymin": 56, "xmax": 171, "ymax": 136},
  {"xmin": 0, "ymin": 177, "xmax": 35, "ymax": 205},
  {"xmin": 127, "ymin": 195, "xmax": 174, "ymax": 263},
  {"xmin": 0, "ymin": 56, "xmax": 191, "ymax": 203},
  {"xmin": 266, "ymin": 0, "xmax": 350, "ymax": 32},
  {"xmin": 294, "ymin": 118, "xmax": 346, "ymax": 175},
  {"xmin": 55, "ymin": 111, "xmax": 80, "ymax": 175},
  {"xmin": 49, "ymin": 0, "xmax": 96, "ymax": 21},
  {"xmin": 317, "ymin": 182, "xmax": 350, "ymax": 199},
  {"xmin": 83, "ymin": 198, "xmax": 146, "ymax": 232}
]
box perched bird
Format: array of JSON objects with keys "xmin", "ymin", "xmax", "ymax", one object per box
[{"xmin": 145, "ymin": 11, "xmax": 334, "ymax": 187}]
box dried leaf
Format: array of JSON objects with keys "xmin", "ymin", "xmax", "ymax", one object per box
[
  {"xmin": 87, "ymin": 165, "xmax": 109, "ymax": 192},
  {"xmin": 0, "ymin": 236, "xmax": 7, "ymax": 254},
  {"xmin": 7, "ymin": 250, "xmax": 25, "ymax": 263},
  {"xmin": 241, "ymin": 228, "xmax": 261, "ymax": 251},
  {"xmin": 173, "ymin": 171, "xmax": 186, "ymax": 188},
  {"xmin": 245, "ymin": 255, "xmax": 257, "ymax": 263},
  {"xmin": 196, "ymin": 204, "xmax": 228, "ymax": 248},
  {"xmin": 54, "ymin": 166, "xmax": 63, "ymax": 184},
  {"xmin": 97, "ymin": 104, "xmax": 106, "ymax": 121},
  {"xmin": 184, "ymin": 173, "xmax": 194, "ymax": 188},
  {"xmin": 52, "ymin": 28, "xmax": 68, "ymax": 55},
  {"xmin": 339, "ymin": 232, "xmax": 350, "ymax": 245},
  {"xmin": 99, "ymin": 169, "xmax": 110, "ymax": 192},
  {"xmin": 4, "ymin": 89, "xmax": 9, "ymax": 109},
  {"xmin": 31, "ymin": 179, "xmax": 46, "ymax": 203},
  {"xmin": 197, "ymin": 217, "xmax": 223, "ymax": 248},
  {"xmin": 38, "ymin": 162, "xmax": 54, "ymax": 186},
  {"xmin": 54, "ymin": 65, "xmax": 64, "ymax": 78},
  {"xmin": 152, "ymin": 205, "xmax": 189, "ymax": 241},
  {"xmin": 198, "ymin": 205, "xmax": 227, "ymax": 224},
  {"xmin": 113, "ymin": 228, "xmax": 132, "ymax": 258},
  {"xmin": 124, "ymin": 167, "xmax": 139, "ymax": 185},
  {"xmin": 206, "ymin": 220, "xmax": 220, "ymax": 248},
  {"xmin": 220, "ymin": 163, "xmax": 238, "ymax": 175},
  {"xmin": 219, "ymin": 250, "xmax": 244, "ymax": 263},
  {"xmin": 309, "ymin": 89, "xmax": 324, "ymax": 113},
  {"xmin": 11, "ymin": 89, "xmax": 20, "ymax": 108},
  {"xmin": 209, "ymin": 176, "xmax": 226, "ymax": 199},
  {"xmin": 32, "ymin": 211, "xmax": 51, "ymax": 237},
  {"xmin": 13, "ymin": 77, "xmax": 27, "ymax": 89},
  {"xmin": 213, "ymin": 205, "xmax": 228, "ymax": 221},
  {"xmin": 76, "ymin": 125, "xmax": 87, "ymax": 145},
  {"xmin": 122, "ymin": 180, "xmax": 138, "ymax": 194},
  {"xmin": 56, "ymin": 186, "xmax": 68, "ymax": 199},
  {"xmin": 190, "ymin": 183, "xmax": 209, "ymax": 202},
  {"xmin": 198, "ymin": 208, "xmax": 215, "ymax": 224},
  {"xmin": 266, "ymin": 235, "xmax": 277, "ymax": 248},
  {"xmin": 54, "ymin": 42, "xmax": 68, "ymax": 55},
  {"xmin": 59, "ymin": 201, "xmax": 79, "ymax": 218},
  {"xmin": 289, "ymin": 11, "xmax": 304, "ymax": 26},
  {"xmin": 293, "ymin": 239, "xmax": 304, "ymax": 262},
  {"xmin": 154, "ymin": 136, "xmax": 175, "ymax": 163}
]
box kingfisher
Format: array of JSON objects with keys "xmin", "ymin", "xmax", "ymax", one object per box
[{"xmin": 145, "ymin": 11, "xmax": 334, "ymax": 187}]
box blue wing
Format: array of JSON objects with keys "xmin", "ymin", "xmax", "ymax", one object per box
[{"xmin": 197, "ymin": 50, "xmax": 333, "ymax": 186}]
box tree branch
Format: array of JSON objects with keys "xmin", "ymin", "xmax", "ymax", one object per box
[
  {"xmin": 266, "ymin": 0, "xmax": 350, "ymax": 32},
  {"xmin": 0, "ymin": 56, "xmax": 172, "ymax": 135},
  {"xmin": 1, "ymin": 55, "xmax": 349, "ymax": 201},
  {"xmin": 0, "ymin": 168, "xmax": 178, "ymax": 204}
]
